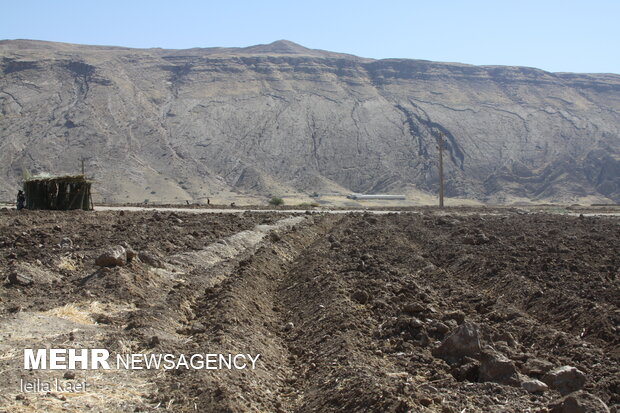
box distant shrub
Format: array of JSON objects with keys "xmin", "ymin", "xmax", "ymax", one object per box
[
  {"xmin": 297, "ymin": 202, "xmax": 320, "ymax": 208},
  {"xmin": 269, "ymin": 197, "xmax": 284, "ymax": 206}
]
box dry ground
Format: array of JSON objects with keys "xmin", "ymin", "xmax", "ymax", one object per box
[{"xmin": 0, "ymin": 207, "xmax": 618, "ymax": 412}]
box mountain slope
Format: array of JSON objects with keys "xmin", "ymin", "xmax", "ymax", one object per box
[{"xmin": 1, "ymin": 39, "xmax": 619, "ymax": 204}]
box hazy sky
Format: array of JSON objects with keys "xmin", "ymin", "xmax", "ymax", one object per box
[{"xmin": 2, "ymin": 0, "xmax": 619, "ymax": 74}]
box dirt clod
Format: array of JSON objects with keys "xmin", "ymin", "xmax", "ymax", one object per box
[
  {"xmin": 351, "ymin": 290, "xmax": 369, "ymax": 304},
  {"xmin": 549, "ymin": 391, "xmax": 610, "ymax": 413},
  {"xmin": 522, "ymin": 378, "xmax": 549, "ymax": 393},
  {"xmin": 543, "ymin": 366, "xmax": 587, "ymax": 395},
  {"xmin": 95, "ymin": 245, "xmax": 127, "ymax": 267}
]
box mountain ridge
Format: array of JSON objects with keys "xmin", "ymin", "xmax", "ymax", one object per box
[
  {"xmin": 4, "ymin": 39, "xmax": 620, "ymax": 76},
  {"xmin": 1, "ymin": 39, "xmax": 619, "ymax": 204}
]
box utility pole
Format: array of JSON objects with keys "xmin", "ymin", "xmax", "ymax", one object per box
[
  {"xmin": 81, "ymin": 158, "xmax": 85, "ymax": 176},
  {"xmin": 436, "ymin": 131, "xmax": 445, "ymax": 208}
]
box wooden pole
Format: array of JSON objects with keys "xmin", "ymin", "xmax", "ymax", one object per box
[
  {"xmin": 437, "ymin": 132, "xmax": 445, "ymax": 208},
  {"xmin": 89, "ymin": 191, "xmax": 94, "ymax": 211}
]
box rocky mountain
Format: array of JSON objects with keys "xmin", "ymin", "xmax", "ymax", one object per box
[{"xmin": 1, "ymin": 39, "xmax": 619, "ymax": 204}]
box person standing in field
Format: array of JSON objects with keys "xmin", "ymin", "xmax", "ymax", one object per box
[{"xmin": 16, "ymin": 190, "xmax": 26, "ymax": 210}]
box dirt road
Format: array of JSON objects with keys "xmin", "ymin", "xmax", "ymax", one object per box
[
  {"xmin": 95, "ymin": 204, "xmax": 620, "ymax": 217},
  {"xmin": 0, "ymin": 208, "xmax": 618, "ymax": 412}
]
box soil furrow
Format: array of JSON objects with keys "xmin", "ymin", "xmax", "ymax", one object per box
[
  {"xmin": 1, "ymin": 208, "xmax": 618, "ymax": 412},
  {"xmin": 152, "ymin": 214, "xmax": 340, "ymax": 411}
]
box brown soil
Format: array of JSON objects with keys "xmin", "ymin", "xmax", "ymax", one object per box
[{"xmin": 0, "ymin": 208, "xmax": 618, "ymax": 412}]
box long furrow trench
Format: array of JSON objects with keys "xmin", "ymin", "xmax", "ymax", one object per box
[
  {"xmin": 1, "ymin": 210, "xmax": 617, "ymax": 412},
  {"xmin": 152, "ymin": 212, "xmax": 618, "ymax": 412}
]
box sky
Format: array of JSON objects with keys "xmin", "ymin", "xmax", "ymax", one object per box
[{"xmin": 2, "ymin": 0, "xmax": 619, "ymax": 74}]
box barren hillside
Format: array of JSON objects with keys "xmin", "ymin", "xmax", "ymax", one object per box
[{"xmin": 1, "ymin": 39, "xmax": 619, "ymax": 204}]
